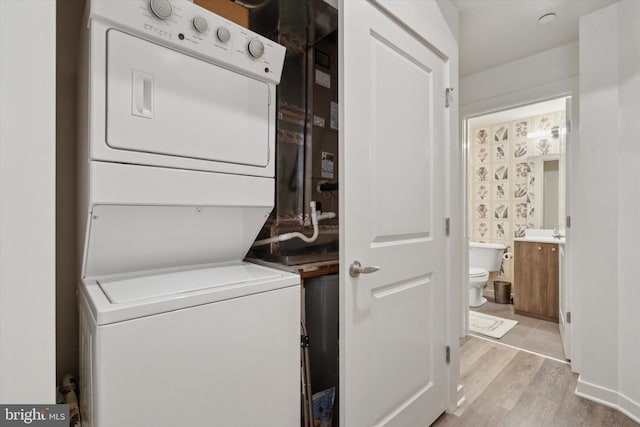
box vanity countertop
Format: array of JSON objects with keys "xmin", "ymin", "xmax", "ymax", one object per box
[{"xmin": 514, "ymin": 236, "xmax": 565, "ymax": 245}]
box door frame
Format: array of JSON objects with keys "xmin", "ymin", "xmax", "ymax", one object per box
[
  {"xmin": 338, "ymin": 0, "xmax": 462, "ymax": 418},
  {"xmin": 460, "ymin": 84, "xmax": 578, "ymax": 372}
]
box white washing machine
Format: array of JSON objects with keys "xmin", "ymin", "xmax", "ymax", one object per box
[{"xmin": 77, "ymin": 1, "xmax": 299, "ymax": 426}]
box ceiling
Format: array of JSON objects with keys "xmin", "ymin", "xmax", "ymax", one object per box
[
  {"xmin": 450, "ymin": 0, "xmax": 618, "ymax": 77},
  {"xmin": 468, "ymin": 96, "xmax": 567, "ymax": 129}
]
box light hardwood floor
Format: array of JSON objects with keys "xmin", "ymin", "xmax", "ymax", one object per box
[{"xmin": 432, "ymin": 336, "xmax": 639, "ymax": 427}]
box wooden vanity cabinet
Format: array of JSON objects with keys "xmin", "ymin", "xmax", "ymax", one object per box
[{"xmin": 514, "ymin": 241, "xmax": 559, "ymax": 322}]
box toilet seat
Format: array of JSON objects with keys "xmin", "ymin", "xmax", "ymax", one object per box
[{"xmin": 469, "ymin": 267, "xmax": 488, "ymax": 278}]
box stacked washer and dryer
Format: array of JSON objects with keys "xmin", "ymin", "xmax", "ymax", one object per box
[{"xmin": 77, "ymin": 1, "xmax": 299, "ymax": 425}]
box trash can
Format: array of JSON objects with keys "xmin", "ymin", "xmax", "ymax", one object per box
[{"xmin": 494, "ymin": 280, "xmax": 511, "ymax": 304}]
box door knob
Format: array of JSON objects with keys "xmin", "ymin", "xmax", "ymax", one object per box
[{"xmin": 349, "ymin": 261, "xmax": 381, "ymax": 277}]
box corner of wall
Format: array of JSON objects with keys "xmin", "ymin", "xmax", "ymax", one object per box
[
  {"xmin": 616, "ymin": 0, "xmax": 640, "ymax": 411},
  {"xmin": 576, "ymin": 0, "xmax": 620, "ymax": 396},
  {"xmin": 576, "ymin": 376, "xmax": 640, "ymax": 424}
]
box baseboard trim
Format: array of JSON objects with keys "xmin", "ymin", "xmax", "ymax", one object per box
[
  {"xmin": 456, "ymin": 384, "xmax": 465, "ymax": 408},
  {"xmin": 576, "ymin": 376, "xmax": 640, "ymax": 423}
]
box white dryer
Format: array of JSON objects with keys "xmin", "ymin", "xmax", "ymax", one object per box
[{"xmin": 77, "ymin": 1, "xmax": 299, "ymax": 426}]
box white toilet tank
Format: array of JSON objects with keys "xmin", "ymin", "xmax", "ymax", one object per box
[{"xmin": 469, "ymin": 242, "xmax": 506, "ymax": 272}]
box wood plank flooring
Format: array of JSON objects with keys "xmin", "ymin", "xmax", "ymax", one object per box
[{"xmin": 432, "ymin": 336, "xmax": 639, "ymax": 427}]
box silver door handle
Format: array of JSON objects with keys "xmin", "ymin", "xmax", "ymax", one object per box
[{"xmin": 349, "ymin": 261, "xmax": 381, "ymax": 277}]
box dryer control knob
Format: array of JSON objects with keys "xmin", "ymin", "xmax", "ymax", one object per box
[
  {"xmin": 193, "ymin": 16, "xmax": 208, "ymax": 33},
  {"xmin": 216, "ymin": 27, "xmax": 231, "ymax": 43},
  {"xmin": 248, "ymin": 39, "xmax": 265, "ymax": 59},
  {"xmin": 149, "ymin": 0, "xmax": 173, "ymax": 20}
]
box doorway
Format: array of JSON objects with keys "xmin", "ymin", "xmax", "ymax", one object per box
[{"xmin": 463, "ymin": 97, "xmax": 571, "ymax": 362}]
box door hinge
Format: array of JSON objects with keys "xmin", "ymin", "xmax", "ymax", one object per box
[
  {"xmin": 445, "ymin": 88, "xmax": 454, "ymax": 108},
  {"xmin": 445, "ymin": 217, "xmax": 450, "ymax": 237},
  {"xmin": 566, "ymin": 119, "xmax": 572, "ymax": 133},
  {"xmin": 567, "ymin": 312, "xmax": 571, "ymax": 324},
  {"xmin": 445, "ymin": 345, "xmax": 451, "ymax": 365},
  {"xmin": 301, "ymin": 335, "xmax": 310, "ymax": 348},
  {"xmin": 566, "ymin": 216, "xmax": 571, "ymax": 228}
]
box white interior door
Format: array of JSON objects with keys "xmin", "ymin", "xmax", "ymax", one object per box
[
  {"xmin": 559, "ymin": 98, "xmax": 571, "ymax": 360},
  {"xmin": 340, "ymin": 1, "xmax": 450, "ymax": 425}
]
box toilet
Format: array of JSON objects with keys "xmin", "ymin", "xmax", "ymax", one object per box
[{"xmin": 469, "ymin": 242, "xmax": 507, "ymax": 307}]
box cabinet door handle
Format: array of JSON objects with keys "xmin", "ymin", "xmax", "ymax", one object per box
[
  {"xmin": 537, "ymin": 246, "xmax": 542, "ymax": 250},
  {"xmin": 552, "ymin": 247, "xmax": 556, "ymax": 252}
]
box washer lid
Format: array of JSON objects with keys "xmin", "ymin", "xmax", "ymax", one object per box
[
  {"xmin": 83, "ymin": 202, "xmax": 272, "ymax": 278},
  {"xmin": 99, "ymin": 264, "xmax": 282, "ymax": 304},
  {"xmin": 469, "ymin": 267, "xmax": 488, "ymax": 277}
]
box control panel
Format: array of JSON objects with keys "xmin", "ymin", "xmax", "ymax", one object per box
[{"xmin": 88, "ymin": 0, "xmax": 286, "ymax": 84}]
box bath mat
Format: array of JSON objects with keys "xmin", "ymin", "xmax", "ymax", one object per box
[{"xmin": 469, "ymin": 311, "xmax": 518, "ymax": 339}]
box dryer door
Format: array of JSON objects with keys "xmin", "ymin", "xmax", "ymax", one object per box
[{"xmin": 106, "ymin": 29, "xmax": 270, "ymax": 167}]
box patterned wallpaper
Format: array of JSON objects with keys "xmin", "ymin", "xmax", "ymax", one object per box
[{"xmin": 468, "ymin": 111, "xmax": 563, "ymax": 285}]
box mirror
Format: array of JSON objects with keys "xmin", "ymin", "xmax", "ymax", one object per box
[{"xmin": 528, "ymin": 155, "xmax": 563, "ymax": 229}]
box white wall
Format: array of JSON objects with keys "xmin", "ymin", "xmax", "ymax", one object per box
[
  {"xmin": 575, "ymin": 0, "xmax": 619, "ymax": 398},
  {"xmin": 460, "ymin": 41, "xmax": 578, "ymax": 111},
  {"xmin": 575, "ymin": 1, "xmax": 640, "ymax": 422},
  {"xmin": 0, "ymin": 1, "xmax": 56, "ymax": 403},
  {"xmin": 617, "ymin": 0, "xmax": 640, "ymax": 414}
]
